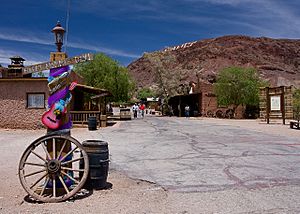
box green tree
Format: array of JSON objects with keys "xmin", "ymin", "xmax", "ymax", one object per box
[
  {"xmin": 214, "ymin": 67, "xmax": 264, "ymax": 117},
  {"xmin": 293, "ymin": 88, "xmax": 300, "ymax": 123},
  {"xmin": 74, "ymin": 53, "xmax": 135, "ymax": 102},
  {"xmin": 137, "ymin": 87, "xmax": 156, "ymax": 101}
]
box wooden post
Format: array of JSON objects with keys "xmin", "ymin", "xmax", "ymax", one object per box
[
  {"xmin": 104, "ymin": 97, "xmax": 107, "ymax": 115},
  {"xmin": 281, "ymin": 86, "xmax": 285, "ymax": 125},
  {"xmin": 266, "ymin": 87, "xmax": 270, "ymax": 124},
  {"xmin": 179, "ymin": 96, "xmax": 182, "ymax": 117}
]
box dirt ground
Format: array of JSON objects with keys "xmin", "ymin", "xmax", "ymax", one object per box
[
  {"xmin": 2, "ymin": 170, "xmax": 170, "ymax": 214},
  {"xmin": 0, "ymin": 128, "xmax": 170, "ymax": 214}
]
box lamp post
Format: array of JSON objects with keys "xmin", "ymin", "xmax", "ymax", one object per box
[{"xmin": 51, "ymin": 21, "xmax": 65, "ymax": 52}]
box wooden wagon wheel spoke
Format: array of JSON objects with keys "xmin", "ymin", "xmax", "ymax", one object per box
[
  {"xmin": 42, "ymin": 142, "xmax": 52, "ymax": 160},
  {"xmin": 61, "ymin": 157, "xmax": 83, "ymax": 166},
  {"xmin": 53, "ymin": 177, "xmax": 56, "ymax": 198},
  {"xmin": 30, "ymin": 173, "xmax": 48, "ymax": 189},
  {"xmin": 25, "ymin": 162, "xmax": 46, "ymax": 167},
  {"xmin": 24, "ymin": 169, "xmax": 46, "ymax": 178},
  {"xmin": 61, "ymin": 171, "xmax": 79, "ymax": 184},
  {"xmin": 57, "ymin": 140, "xmax": 67, "ymax": 160},
  {"xmin": 58, "ymin": 175, "xmax": 70, "ymax": 194},
  {"xmin": 19, "ymin": 135, "xmax": 89, "ymax": 203},
  {"xmin": 60, "ymin": 146, "xmax": 78, "ymax": 162},
  {"xmin": 31, "ymin": 150, "xmax": 47, "ymax": 163},
  {"xmin": 40, "ymin": 177, "xmax": 50, "ymax": 196},
  {"xmin": 61, "ymin": 167, "xmax": 84, "ymax": 172},
  {"xmin": 52, "ymin": 138, "xmax": 56, "ymax": 160}
]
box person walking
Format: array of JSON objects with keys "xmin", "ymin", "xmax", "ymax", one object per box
[
  {"xmin": 139, "ymin": 103, "xmax": 145, "ymax": 118},
  {"xmin": 132, "ymin": 103, "xmax": 138, "ymax": 119},
  {"xmin": 184, "ymin": 104, "xmax": 190, "ymax": 118}
]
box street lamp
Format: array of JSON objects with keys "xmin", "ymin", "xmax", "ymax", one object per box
[{"xmin": 51, "ymin": 21, "xmax": 65, "ymax": 52}]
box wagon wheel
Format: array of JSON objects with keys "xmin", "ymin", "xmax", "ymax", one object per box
[
  {"xmin": 19, "ymin": 135, "xmax": 89, "ymax": 203},
  {"xmin": 215, "ymin": 110, "xmax": 224, "ymax": 118},
  {"xmin": 225, "ymin": 109, "xmax": 234, "ymax": 119},
  {"xmin": 206, "ymin": 110, "xmax": 214, "ymax": 117}
]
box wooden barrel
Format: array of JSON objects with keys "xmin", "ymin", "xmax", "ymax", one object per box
[
  {"xmin": 88, "ymin": 116, "xmax": 97, "ymax": 130},
  {"xmin": 82, "ymin": 140, "xmax": 109, "ymax": 189}
]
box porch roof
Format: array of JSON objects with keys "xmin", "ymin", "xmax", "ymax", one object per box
[{"xmin": 74, "ymin": 83, "xmax": 112, "ymax": 97}]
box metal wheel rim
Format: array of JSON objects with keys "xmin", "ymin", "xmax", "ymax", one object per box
[{"xmin": 18, "ymin": 135, "xmax": 89, "ymax": 203}]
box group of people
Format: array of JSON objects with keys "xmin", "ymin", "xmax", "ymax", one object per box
[
  {"xmin": 132, "ymin": 103, "xmax": 191, "ymax": 118},
  {"xmin": 132, "ymin": 103, "xmax": 146, "ymax": 119}
]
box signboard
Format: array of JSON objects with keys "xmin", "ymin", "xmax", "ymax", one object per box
[
  {"xmin": 22, "ymin": 53, "xmax": 94, "ymax": 75},
  {"xmin": 270, "ymin": 95, "xmax": 281, "ymax": 111}
]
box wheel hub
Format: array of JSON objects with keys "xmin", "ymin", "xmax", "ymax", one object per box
[{"xmin": 47, "ymin": 160, "xmax": 61, "ymax": 174}]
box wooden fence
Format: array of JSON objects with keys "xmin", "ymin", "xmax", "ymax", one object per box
[{"xmin": 70, "ymin": 111, "xmax": 102, "ymax": 126}]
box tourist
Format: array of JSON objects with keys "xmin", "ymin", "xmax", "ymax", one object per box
[
  {"xmin": 184, "ymin": 104, "xmax": 190, "ymax": 118},
  {"xmin": 132, "ymin": 103, "xmax": 138, "ymax": 119},
  {"xmin": 140, "ymin": 103, "xmax": 145, "ymax": 118}
]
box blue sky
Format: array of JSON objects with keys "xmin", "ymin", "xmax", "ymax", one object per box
[{"xmin": 0, "ymin": 0, "xmax": 300, "ymax": 67}]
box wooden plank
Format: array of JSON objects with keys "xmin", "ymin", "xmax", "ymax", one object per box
[{"xmin": 22, "ymin": 53, "xmax": 94, "ymax": 75}]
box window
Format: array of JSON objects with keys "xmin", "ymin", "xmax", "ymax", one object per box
[{"xmin": 27, "ymin": 93, "xmax": 45, "ymax": 109}]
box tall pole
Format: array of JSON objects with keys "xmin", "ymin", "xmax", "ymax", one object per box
[
  {"xmin": 64, "ymin": 0, "xmax": 71, "ymax": 53},
  {"xmin": 266, "ymin": 87, "xmax": 270, "ymax": 124}
]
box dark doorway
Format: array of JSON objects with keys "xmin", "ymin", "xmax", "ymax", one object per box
[{"xmin": 168, "ymin": 93, "xmax": 201, "ymax": 117}]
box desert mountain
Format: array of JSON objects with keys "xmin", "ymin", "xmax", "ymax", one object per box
[{"xmin": 128, "ymin": 35, "xmax": 300, "ymax": 90}]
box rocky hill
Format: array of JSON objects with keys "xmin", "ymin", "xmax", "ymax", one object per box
[{"xmin": 128, "ymin": 35, "xmax": 300, "ymax": 90}]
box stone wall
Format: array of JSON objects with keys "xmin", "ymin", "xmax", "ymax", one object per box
[{"xmin": 200, "ymin": 82, "xmax": 244, "ymax": 118}]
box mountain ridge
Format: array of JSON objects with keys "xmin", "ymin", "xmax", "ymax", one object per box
[{"xmin": 128, "ymin": 35, "xmax": 300, "ymax": 90}]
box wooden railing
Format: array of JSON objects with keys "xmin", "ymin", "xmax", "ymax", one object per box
[{"xmin": 70, "ymin": 111, "xmax": 101, "ymax": 126}]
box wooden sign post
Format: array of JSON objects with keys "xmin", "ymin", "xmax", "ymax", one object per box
[
  {"xmin": 22, "ymin": 53, "xmax": 93, "ymax": 75},
  {"xmin": 262, "ymin": 86, "xmax": 287, "ymax": 125}
]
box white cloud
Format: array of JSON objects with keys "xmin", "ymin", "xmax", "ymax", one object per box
[
  {"xmin": 0, "ymin": 29, "xmax": 140, "ymax": 59},
  {"xmin": 0, "ymin": 49, "xmax": 43, "ymax": 66},
  {"xmin": 0, "ymin": 30, "xmax": 52, "ymax": 46},
  {"xmin": 163, "ymin": 0, "xmax": 300, "ymax": 38},
  {"xmin": 68, "ymin": 41, "xmax": 140, "ymax": 58}
]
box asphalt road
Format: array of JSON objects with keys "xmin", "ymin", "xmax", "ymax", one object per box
[
  {"xmin": 97, "ymin": 116, "xmax": 300, "ymax": 213},
  {"xmin": 99, "ymin": 116, "xmax": 300, "ymax": 193}
]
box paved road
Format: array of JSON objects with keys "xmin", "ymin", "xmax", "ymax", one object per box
[{"xmin": 96, "ymin": 116, "xmax": 300, "ymax": 194}]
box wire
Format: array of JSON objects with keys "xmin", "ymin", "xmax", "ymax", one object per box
[{"xmin": 64, "ymin": 0, "xmax": 71, "ymax": 53}]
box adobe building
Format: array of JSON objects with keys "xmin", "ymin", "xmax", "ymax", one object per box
[
  {"xmin": 0, "ymin": 22, "xmax": 110, "ymax": 129},
  {"xmin": 0, "ymin": 78, "xmax": 48, "ymax": 129}
]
